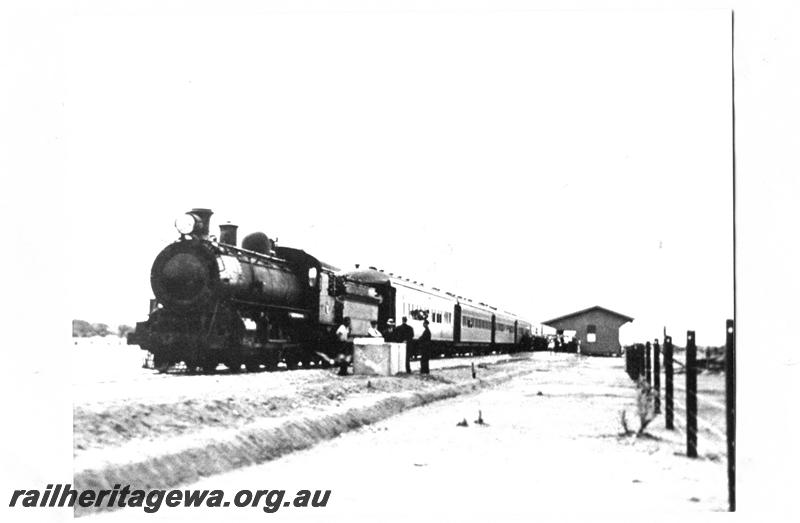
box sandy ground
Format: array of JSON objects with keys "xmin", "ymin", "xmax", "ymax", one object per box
[
  {"xmin": 73, "ymin": 340, "xmax": 562, "ymax": 455},
  {"xmin": 645, "ymin": 366, "xmax": 728, "ymax": 454},
  {"xmin": 83, "ymin": 354, "xmax": 728, "ymax": 522}
]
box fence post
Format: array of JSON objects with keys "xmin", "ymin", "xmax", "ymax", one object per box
[
  {"xmin": 637, "ymin": 344, "xmax": 645, "ymax": 380},
  {"xmin": 653, "ymin": 339, "xmax": 661, "ymax": 414},
  {"xmin": 726, "ymin": 319, "xmax": 736, "ymax": 511},
  {"xmin": 686, "ymin": 330, "xmax": 698, "ymax": 458},
  {"xmin": 629, "ymin": 344, "xmax": 642, "ymax": 380},
  {"xmin": 645, "ymin": 341, "xmax": 652, "ymax": 385},
  {"xmin": 664, "ymin": 335, "xmax": 673, "ymax": 429}
]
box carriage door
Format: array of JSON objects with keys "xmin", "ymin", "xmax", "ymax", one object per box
[
  {"xmin": 453, "ymin": 303, "xmax": 461, "ymax": 343},
  {"xmin": 378, "ymin": 284, "xmax": 396, "ymax": 328},
  {"xmin": 514, "ymin": 320, "xmax": 519, "ymax": 344},
  {"xmin": 491, "ymin": 314, "xmax": 496, "ymax": 344}
]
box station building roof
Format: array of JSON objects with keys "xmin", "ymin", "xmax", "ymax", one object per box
[{"xmin": 542, "ymin": 305, "xmax": 634, "ymax": 326}]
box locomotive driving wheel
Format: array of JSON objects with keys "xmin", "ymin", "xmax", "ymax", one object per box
[
  {"xmin": 262, "ymin": 351, "xmax": 280, "ymax": 371},
  {"xmin": 153, "ymin": 352, "xmax": 171, "ymax": 373},
  {"xmin": 245, "ymin": 357, "xmax": 262, "ymax": 372},
  {"xmin": 201, "ymin": 353, "xmax": 219, "ymax": 374},
  {"xmin": 225, "ymin": 351, "xmax": 243, "ymax": 373},
  {"xmin": 203, "ymin": 304, "xmax": 246, "ymax": 373}
]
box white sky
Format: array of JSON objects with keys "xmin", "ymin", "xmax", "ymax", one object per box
[{"xmin": 59, "ymin": 8, "xmax": 733, "ymax": 345}]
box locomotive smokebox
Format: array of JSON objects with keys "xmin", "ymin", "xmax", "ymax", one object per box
[
  {"xmin": 190, "ymin": 208, "xmax": 213, "ymax": 238},
  {"xmin": 151, "ymin": 240, "xmax": 218, "ymax": 308},
  {"xmin": 219, "ymin": 222, "xmax": 238, "ymax": 246}
]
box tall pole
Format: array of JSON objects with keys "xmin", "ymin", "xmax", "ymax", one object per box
[
  {"xmin": 728, "ymin": 9, "xmax": 737, "ymax": 513},
  {"xmin": 664, "ymin": 335, "xmax": 673, "ymax": 429},
  {"xmin": 653, "ymin": 339, "xmax": 661, "ymax": 414},
  {"xmin": 726, "ymin": 319, "xmax": 736, "ymax": 511},
  {"xmin": 686, "ymin": 331, "xmax": 698, "ymax": 458}
]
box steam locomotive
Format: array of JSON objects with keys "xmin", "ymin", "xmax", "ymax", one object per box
[
  {"xmin": 128, "ymin": 208, "xmax": 380, "ymax": 372},
  {"xmin": 129, "ymin": 208, "xmax": 535, "ymax": 373}
]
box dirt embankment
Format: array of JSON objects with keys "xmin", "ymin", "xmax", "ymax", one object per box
[
  {"xmin": 73, "ymin": 354, "xmax": 568, "ymax": 512},
  {"xmin": 74, "ymin": 369, "xmax": 465, "ymax": 453}
]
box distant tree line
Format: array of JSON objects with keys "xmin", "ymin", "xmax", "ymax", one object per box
[{"xmin": 72, "ymin": 320, "xmax": 134, "ymax": 338}]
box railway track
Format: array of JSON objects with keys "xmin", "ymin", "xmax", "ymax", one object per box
[{"xmin": 72, "ymin": 342, "xmax": 564, "ymax": 408}]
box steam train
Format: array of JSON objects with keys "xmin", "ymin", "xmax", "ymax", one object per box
[{"xmin": 128, "ymin": 208, "xmax": 536, "ymax": 373}]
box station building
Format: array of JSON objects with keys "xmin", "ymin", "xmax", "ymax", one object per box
[{"xmin": 542, "ymin": 306, "xmax": 633, "ymax": 356}]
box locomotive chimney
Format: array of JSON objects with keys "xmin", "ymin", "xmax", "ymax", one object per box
[
  {"xmin": 190, "ymin": 208, "xmax": 213, "ymax": 238},
  {"xmin": 219, "ymin": 222, "xmax": 238, "ymax": 246}
]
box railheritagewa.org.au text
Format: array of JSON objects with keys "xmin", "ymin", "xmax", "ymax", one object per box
[{"xmin": 9, "ymin": 484, "xmax": 331, "ymax": 513}]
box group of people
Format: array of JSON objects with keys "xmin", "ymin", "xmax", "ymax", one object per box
[{"xmin": 335, "ymin": 316, "xmax": 431, "ymax": 374}]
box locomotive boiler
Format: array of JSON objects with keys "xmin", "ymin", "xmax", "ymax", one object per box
[{"xmin": 129, "ymin": 208, "xmax": 380, "ymax": 373}]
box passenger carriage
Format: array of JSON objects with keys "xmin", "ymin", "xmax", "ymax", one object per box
[{"xmin": 342, "ymin": 267, "xmax": 533, "ymax": 356}]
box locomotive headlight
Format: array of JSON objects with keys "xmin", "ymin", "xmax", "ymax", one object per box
[{"xmin": 175, "ymin": 213, "xmax": 198, "ymax": 235}]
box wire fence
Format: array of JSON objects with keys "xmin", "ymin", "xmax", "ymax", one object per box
[{"xmin": 624, "ymin": 320, "xmax": 735, "ymax": 512}]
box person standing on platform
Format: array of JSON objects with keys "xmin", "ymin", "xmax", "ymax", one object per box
[
  {"xmin": 336, "ymin": 317, "xmax": 351, "ymax": 343},
  {"xmin": 395, "ymin": 316, "xmax": 415, "ymax": 373},
  {"xmin": 335, "ymin": 317, "xmax": 351, "ymax": 376},
  {"xmin": 419, "ymin": 319, "xmax": 431, "ymax": 375},
  {"xmin": 367, "ymin": 320, "xmax": 382, "ymax": 338},
  {"xmin": 383, "ymin": 318, "xmax": 397, "ymax": 342}
]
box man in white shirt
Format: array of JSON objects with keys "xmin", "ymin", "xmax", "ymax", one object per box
[
  {"xmin": 336, "ymin": 317, "xmax": 351, "ymax": 342},
  {"xmin": 335, "ymin": 317, "xmax": 351, "ymax": 376}
]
